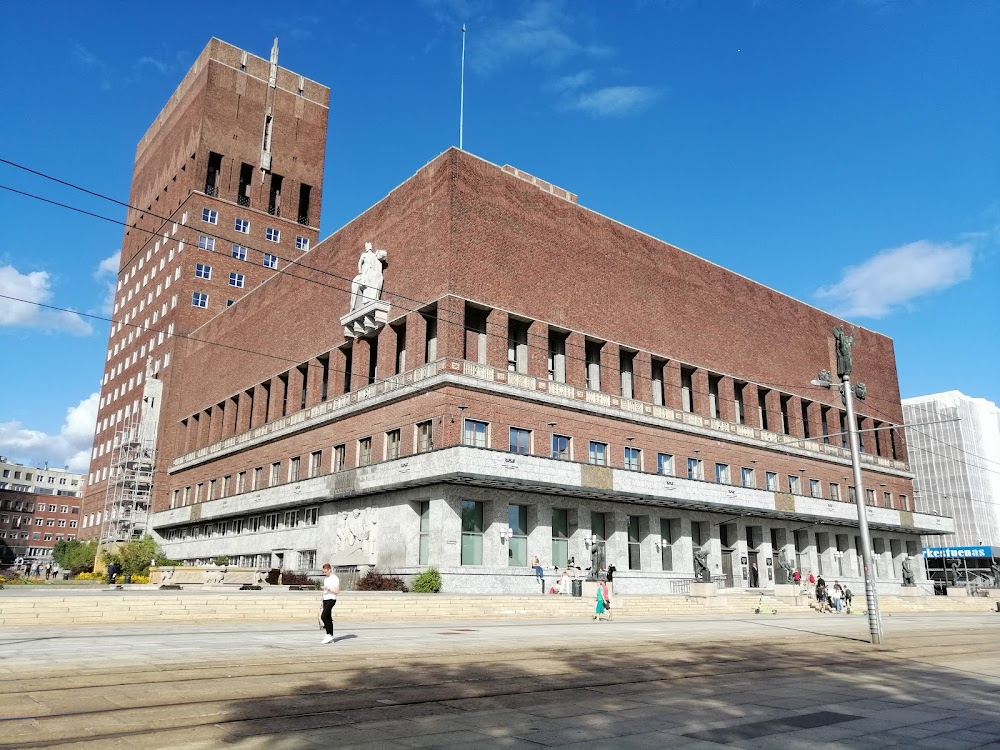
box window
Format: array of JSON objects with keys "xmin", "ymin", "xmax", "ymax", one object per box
[
  {"xmin": 741, "ymin": 467, "xmax": 755, "ymax": 488},
  {"xmin": 198, "ymin": 235, "xmax": 215, "ymax": 251},
  {"xmin": 298, "ymin": 550, "xmax": 317, "ymax": 569},
  {"xmin": 507, "ymin": 319, "xmax": 529, "ymax": 373},
  {"xmin": 552, "ymin": 434, "xmax": 572, "ymax": 460},
  {"xmin": 628, "ymin": 515, "xmax": 642, "ymax": 570},
  {"xmin": 715, "ymin": 463, "xmax": 730, "ymax": 484},
  {"xmin": 620, "ymin": 350, "xmax": 635, "ymax": 399},
  {"xmin": 283, "ymin": 510, "xmax": 297, "ymax": 529},
  {"xmin": 195, "ymin": 263, "xmax": 212, "ymax": 279},
  {"xmin": 830, "ymin": 482, "xmax": 840, "ymax": 501},
  {"xmin": 192, "ymin": 292, "xmax": 208, "ymax": 308},
  {"xmin": 232, "ymin": 244, "xmax": 248, "ymax": 261},
  {"xmin": 263, "ymin": 253, "xmax": 278, "ymax": 269},
  {"xmin": 509, "ymin": 427, "xmax": 531, "ymax": 455},
  {"xmin": 416, "ymin": 421, "xmax": 432, "ymax": 453},
  {"xmin": 508, "ymin": 504, "xmax": 527, "ymax": 567},
  {"xmin": 552, "ymin": 508, "xmax": 569, "ymax": 569},
  {"xmin": 235, "ymin": 218, "xmax": 250, "ymax": 233},
  {"xmin": 681, "ymin": 367, "xmax": 695, "ymax": 413},
  {"xmin": 687, "ymin": 458, "xmax": 704, "ymax": 480},
  {"xmin": 358, "ymin": 437, "xmax": 373, "ymax": 466},
  {"xmin": 657, "ymin": 453, "xmax": 674, "ymax": 476},
  {"xmin": 266, "ymin": 227, "xmax": 280, "ymax": 242},
  {"xmin": 264, "ymin": 513, "xmax": 278, "ymax": 530},
  {"xmin": 201, "ymin": 208, "xmax": 218, "ymax": 224},
  {"xmin": 810, "ymin": 479, "xmax": 822, "ymax": 498},
  {"xmin": 591, "ymin": 512, "xmax": 607, "ymax": 564},
  {"xmin": 461, "ymin": 500, "xmax": 484, "ymax": 565},
  {"xmin": 304, "ymin": 507, "xmax": 318, "ymax": 525},
  {"xmin": 788, "ymin": 475, "xmax": 801, "ymax": 494},
  {"xmin": 883, "ymin": 491, "xmax": 893, "ymax": 508},
  {"xmin": 289, "ymin": 457, "xmax": 300, "ymax": 482},
  {"xmin": 463, "ymin": 419, "xmax": 488, "ymax": 448},
  {"xmin": 295, "ymin": 236, "xmax": 310, "ymax": 251},
  {"xmin": 588, "ymin": 441, "xmax": 608, "ymax": 466},
  {"xmin": 900, "ymin": 494, "xmax": 909, "ymax": 511},
  {"xmin": 236, "ymin": 471, "xmax": 246, "ymax": 494},
  {"xmin": 418, "ymin": 501, "xmax": 430, "ymax": 565},
  {"xmin": 226, "ymin": 299, "xmax": 234, "ymax": 307},
  {"xmin": 309, "ymin": 450, "xmax": 322, "ymax": 478},
  {"xmin": 548, "ymin": 330, "xmax": 567, "ymax": 382},
  {"xmin": 865, "ymin": 488, "xmax": 875, "ymax": 506},
  {"xmin": 660, "ymin": 518, "xmax": 675, "ymax": 571},
  {"xmin": 849, "ymin": 486, "xmax": 857, "ymax": 502},
  {"xmin": 585, "ymin": 340, "xmax": 602, "ymax": 391},
  {"xmin": 229, "ymin": 272, "xmax": 245, "ymax": 288},
  {"xmin": 386, "ymin": 429, "xmax": 401, "ymax": 460},
  {"xmin": 765, "ymin": 471, "xmax": 778, "ymax": 491},
  {"xmin": 333, "ymin": 444, "xmax": 346, "ymax": 471},
  {"xmin": 624, "ymin": 447, "xmax": 641, "ymax": 471},
  {"xmin": 270, "ymin": 462, "xmax": 281, "ymax": 486}
]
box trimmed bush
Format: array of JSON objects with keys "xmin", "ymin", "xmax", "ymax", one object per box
[
  {"xmin": 412, "ymin": 567, "xmax": 442, "ymax": 593},
  {"xmin": 355, "ymin": 569, "xmax": 408, "ymax": 592}
]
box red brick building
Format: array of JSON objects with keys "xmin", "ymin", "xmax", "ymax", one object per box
[
  {"xmin": 84, "ymin": 38, "xmax": 950, "ymax": 593},
  {"xmin": 1, "ymin": 489, "xmax": 82, "ymax": 568}
]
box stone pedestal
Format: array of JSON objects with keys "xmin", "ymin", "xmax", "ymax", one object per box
[
  {"xmin": 772, "ymin": 584, "xmax": 800, "ymax": 598},
  {"xmin": 897, "ymin": 586, "xmax": 924, "ymax": 597},
  {"xmin": 946, "ymin": 587, "xmax": 968, "ymax": 598},
  {"xmin": 690, "ymin": 582, "xmax": 718, "ymax": 597}
]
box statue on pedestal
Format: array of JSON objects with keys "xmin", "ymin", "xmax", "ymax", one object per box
[
  {"xmin": 693, "ymin": 547, "xmax": 711, "ymax": 583},
  {"xmin": 587, "ymin": 542, "xmax": 606, "ymax": 581},
  {"xmin": 778, "ymin": 551, "xmax": 794, "ymax": 584},
  {"xmin": 349, "ymin": 242, "xmax": 388, "ymax": 311},
  {"xmin": 833, "ymin": 325, "xmax": 855, "ymax": 378},
  {"xmin": 900, "ymin": 556, "xmax": 916, "ymax": 586}
]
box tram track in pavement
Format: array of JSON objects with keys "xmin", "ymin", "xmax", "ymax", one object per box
[{"xmin": 0, "ymin": 622, "xmax": 997, "ymax": 749}]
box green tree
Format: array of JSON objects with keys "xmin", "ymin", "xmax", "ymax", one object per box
[
  {"xmin": 102, "ymin": 536, "xmax": 174, "ymax": 577},
  {"xmin": 52, "ymin": 540, "xmax": 100, "ymax": 574}
]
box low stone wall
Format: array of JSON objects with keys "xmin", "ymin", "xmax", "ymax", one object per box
[{"xmin": 150, "ymin": 566, "xmax": 270, "ymax": 587}]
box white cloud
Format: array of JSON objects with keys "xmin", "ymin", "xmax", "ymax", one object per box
[
  {"xmin": 94, "ymin": 251, "xmax": 120, "ymax": 315},
  {"xmin": 0, "ymin": 265, "xmax": 92, "ymax": 335},
  {"xmin": 562, "ymin": 85, "xmax": 660, "ymax": 117},
  {"xmin": 548, "ymin": 70, "xmax": 594, "ymax": 94},
  {"xmin": 0, "ymin": 392, "xmax": 99, "ymax": 473},
  {"xmin": 815, "ymin": 240, "xmax": 974, "ymax": 318}
]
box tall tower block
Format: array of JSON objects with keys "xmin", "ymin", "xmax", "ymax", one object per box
[{"xmin": 82, "ymin": 38, "xmax": 330, "ymax": 541}]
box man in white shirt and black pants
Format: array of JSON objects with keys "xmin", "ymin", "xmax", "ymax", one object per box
[{"xmin": 320, "ymin": 563, "xmax": 340, "ymax": 644}]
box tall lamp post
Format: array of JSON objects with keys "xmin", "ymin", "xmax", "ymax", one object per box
[{"xmin": 813, "ymin": 325, "xmax": 884, "ymax": 645}]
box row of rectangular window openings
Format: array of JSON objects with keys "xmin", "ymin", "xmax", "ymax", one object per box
[
  {"xmin": 493, "ymin": 315, "xmax": 897, "ymax": 458},
  {"xmin": 0, "ymin": 470, "xmax": 76, "ymax": 485},
  {"xmin": 0, "ymin": 500, "xmax": 79, "ymax": 513},
  {"xmin": 156, "ymin": 508, "xmax": 319, "ymax": 538},
  {"xmin": 199, "ymin": 237, "xmax": 285, "ymax": 265},
  {"xmin": 164, "ymin": 423, "xmax": 907, "ymax": 512},
  {"xmin": 193, "ymin": 293, "xmax": 245, "ymax": 309},
  {"xmin": 0, "ymin": 532, "xmax": 74, "ymax": 542},
  {"xmin": 0, "ymin": 484, "xmax": 80, "ymax": 497},
  {"xmin": 169, "ymin": 553, "xmax": 320, "ymax": 569},
  {"xmin": 0, "ymin": 517, "xmax": 76, "ymax": 527},
  {"xmin": 200, "ymin": 207, "xmax": 310, "ymax": 250},
  {"xmin": 194, "ymin": 265, "xmax": 246, "ymax": 286}
]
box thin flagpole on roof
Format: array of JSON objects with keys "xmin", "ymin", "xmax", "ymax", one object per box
[{"xmin": 460, "ymin": 24, "xmax": 467, "ymax": 150}]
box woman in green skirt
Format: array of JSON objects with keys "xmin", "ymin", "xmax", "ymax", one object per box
[{"xmin": 593, "ymin": 582, "xmax": 607, "ymax": 620}]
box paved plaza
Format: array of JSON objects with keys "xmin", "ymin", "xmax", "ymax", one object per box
[{"xmin": 1, "ymin": 612, "xmax": 999, "ymax": 749}]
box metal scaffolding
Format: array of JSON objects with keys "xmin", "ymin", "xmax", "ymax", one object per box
[{"xmin": 99, "ymin": 417, "xmax": 154, "ymax": 544}]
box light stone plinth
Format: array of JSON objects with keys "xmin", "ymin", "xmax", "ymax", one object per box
[
  {"xmin": 946, "ymin": 587, "xmax": 969, "ymax": 598},
  {"xmin": 772, "ymin": 584, "xmax": 801, "ymax": 600},
  {"xmin": 340, "ymin": 300, "xmax": 390, "ymax": 338},
  {"xmin": 896, "ymin": 586, "xmax": 925, "ymax": 597},
  {"xmin": 690, "ymin": 582, "xmax": 718, "ymax": 597}
]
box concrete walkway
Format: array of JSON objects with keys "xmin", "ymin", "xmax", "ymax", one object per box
[{"xmin": 1, "ymin": 613, "xmax": 999, "ymax": 749}]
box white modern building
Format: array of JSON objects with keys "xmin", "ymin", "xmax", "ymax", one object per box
[
  {"xmin": 0, "ymin": 457, "xmax": 85, "ymax": 498},
  {"xmin": 903, "ymin": 392, "xmax": 1000, "ymax": 550}
]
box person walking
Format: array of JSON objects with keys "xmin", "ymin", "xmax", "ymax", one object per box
[
  {"xmin": 320, "ymin": 563, "xmax": 340, "ymax": 645},
  {"xmin": 593, "ymin": 581, "xmax": 608, "ymax": 621},
  {"xmin": 600, "ymin": 580, "xmax": 613, "ymax": 620}
]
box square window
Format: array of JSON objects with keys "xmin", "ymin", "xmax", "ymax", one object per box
[
  {"xmin": 266, "ymin": 227, "xmax": 280, "ymax": 243},
  {"xmin": 195, "ymin": 263, "xmax": 212, "ymax": 279},
  {"xmin": 657, "ymin": 453, "xmax": 674, "ymax": 476},
  {"xmin": 229, "ymin": 272, "xmax": 245, "ymax": 288},
  {"xmin": 509, "ymin": 427, "xmax": 531, "ymax": 455},
  {"xmin": 234, "ymin": 218, "xmax": 250, "ymax": 233},
  {"xmin": 191, "ymin": 292, "xmax": 208, "ymax": 308},
  {"xmin": 588, "ymin": 441, "xmax": 608, "ymax": 466},
  {"xmin": 232, "ymin": 244, "xmax": 248, "ymax": 260},
  {"xmin": 201, "ymin": 208, "xmax": 218, "ymax": 224},
  {"xmin": 198, "ymin": 235, "xmax": 215, "ymax": 251},
  {"xmin": 263, "ymin": 253, "xmax": 278, "ymax": 269},
  {"xmin": 295, "ymin": 236, "xmax": 310, "ymax": 251},
  {"xmin": 463, "ymin": 419, "xmax": 488, "ymax": 448}
]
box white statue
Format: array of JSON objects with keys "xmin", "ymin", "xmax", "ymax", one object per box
[{"xmin": 350, "ymin": 242, "xmax": 388, "ymax": 311}]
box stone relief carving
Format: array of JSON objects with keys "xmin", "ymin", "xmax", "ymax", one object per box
[{"xmin": 333, "ymin": 507, "xmax": 379, "ymax": 558}]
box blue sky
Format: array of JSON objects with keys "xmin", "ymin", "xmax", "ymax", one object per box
[{"xmin": 0, "ymin": 0, "xmax": 996, "ymax": 471}]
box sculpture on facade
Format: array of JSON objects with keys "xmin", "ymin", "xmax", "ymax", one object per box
[
  {"xmin": 777, "ymin": 551, "xmax": 794, "ymax": 584},
  {"xmin": 833, "ymin": 325, "xmax": 855, "ymax": 378},
  {"xmin": 693, "ymin": 547, "xmax": 711, "ymax": 583},
  {"xmin": 588, "ymin": 542, "xmax": 606, "ymax": 581},
  {"xmin": 333, "ymin": 507, "xmax": 379, "ymax": 557},
  {"xmin": 349, "ymin": 242, "xmax": 388, "ymax": 311},
  {"xmin": 900, "ymin": 556, "xmax": 916, "ymax": 586}
]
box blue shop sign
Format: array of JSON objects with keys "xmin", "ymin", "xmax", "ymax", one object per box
[{"xmin": 922, "ymin": 546, "xmax": 993, "ymax": 559}]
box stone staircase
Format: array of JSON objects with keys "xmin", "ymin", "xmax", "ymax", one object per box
[{"xmin": 0, "ymin": 590, "xmax": 993, "ymax": 627}]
